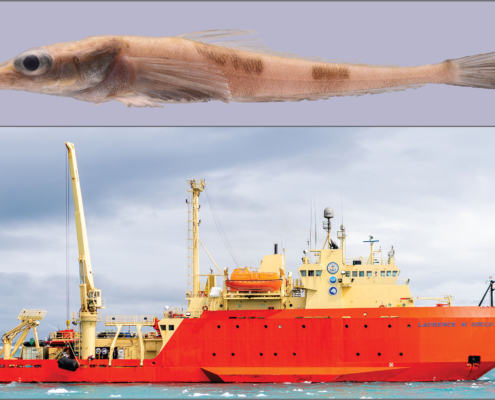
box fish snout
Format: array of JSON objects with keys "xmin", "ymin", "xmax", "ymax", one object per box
[{"xmin": 0, "ymin": 59, "xmax": 17, "ymax": 89}]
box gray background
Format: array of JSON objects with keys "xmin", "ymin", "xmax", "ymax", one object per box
[
  {"xmin": 0, "ymin": 2, "xmax": 495, "ymax": 126},
  {"xmin": 1, "ymin": 128, "xmax": 494, "ymax": 337}
]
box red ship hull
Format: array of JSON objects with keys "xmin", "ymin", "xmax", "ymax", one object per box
[{"xmin": 2, "ymin": 306, "xmax": 495, "ymax": 383}]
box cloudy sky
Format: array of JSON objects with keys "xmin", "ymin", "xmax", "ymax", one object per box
[{"xmin": 1, "ymin": 128, "xmax": 494, "ymax": 338}]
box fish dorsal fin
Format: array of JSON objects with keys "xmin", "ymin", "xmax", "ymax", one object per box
[
  {"xmin": 176, "ymin": 29, "xmax": 345, "ymax": 64},
  {"xmin": 123, "ymin": 57, "xmax": 231, "ymax": 106}
]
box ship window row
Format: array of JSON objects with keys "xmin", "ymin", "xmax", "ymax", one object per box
[
  {"xmin": 300, "ymin": 270, "xmax": 323, "ymax": 277},
  {"xmin": 301, "ymin": 270, "xmax": 398, "ymax": 277},
  {"xmin": 350, "ymin": 271, "xmax": 398, "ymax": 277}
]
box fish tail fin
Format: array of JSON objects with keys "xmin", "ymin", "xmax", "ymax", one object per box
[{"xmin": 446, "ymin": 52, "xmax": 495, "ymax": 89}]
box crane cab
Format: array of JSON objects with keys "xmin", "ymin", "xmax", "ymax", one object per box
[{"xmin": 88, "ymin": 290, "xmax": 105, "ymax": 309}]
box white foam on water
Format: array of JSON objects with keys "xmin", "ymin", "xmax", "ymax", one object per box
[
  {"xmin": 305, "ymin": 393, "xmax": 314, "ymax": 395},
  {"xmin": 360, "ymin": 397, "xmax": 373, "ymax": 399},
  {"xmin": 238, "ymin": 395, "xmax": 246, "ymax": 397},
  {"xmin": 110, "ymin": 395, "xmax": 121, "ymax": 398},
  {"xmin": 221, "ymin": 393, "xmax": 234, "ymax": 397},
  {"xmin": 192, "ymin": 394, "xmax": 210, "ymax": 397},
  {"xmin": 6, "ymin": 382, "xmax": 17, "ymax": 388},
  {"xmin": 256, "ymin": 395, "xmax": 267, "ymax": 397},
  {"xmin": 183, "ymin": 389, "xmax": 189, "ymax": 393},
  {"xmin": 479, "ymin": 377, "xmax": 489, "ymax": 380},
  {"xmin": 293, "ymin": 389, "xmax": 303, "ymax": 392},
  {"xmin": 304, "ymin": 381, "xmax": 312, "ymax": 384},
  {"xmin": 318, "ymin": 391, "xmax": 327, "ymax": 392},
  {"xmin": 48, "ymin": 389, "xmax": 69, "ymax": 394},
  {"xmin": 283, "ymin": 382, "xmax": 292, "ymax": 384}
]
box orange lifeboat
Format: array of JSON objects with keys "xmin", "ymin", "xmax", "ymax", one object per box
[{"xmin": 226, "ymin": 268, "xmax": 282, "ymax": 292}]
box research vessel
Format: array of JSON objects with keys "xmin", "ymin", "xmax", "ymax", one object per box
[{"xmin": 1, "ymin": 142, "xmax": 495, "ymax": 383}]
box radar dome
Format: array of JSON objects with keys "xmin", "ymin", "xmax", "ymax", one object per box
[{"xmin": 324, "ymin": 207, "xmax": 334, "ymax": 219}]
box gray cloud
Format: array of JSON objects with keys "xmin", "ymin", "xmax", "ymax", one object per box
[{"xmin": 1, "ymin": 128, "xmax": 494, "ymax": 337}]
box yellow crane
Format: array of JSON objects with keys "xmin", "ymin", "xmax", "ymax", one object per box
[
  {"xmin": 66, "ymin": 142, "xmax": 105, "ymax": 359},
  {"xmin": 0, "ymin": 309, "xmax": 46, "ymax": 360}
]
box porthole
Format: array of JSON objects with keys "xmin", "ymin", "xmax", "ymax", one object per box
[
  {"xmin": 264, "ymin": 325, "xmax": 268, "ymax": 329},
  {"xmin": 217, "ymin": 325, "xmax": 221, "ymax": 329},
  {"xmin": 278, "ymin": 325, "xmax": 282, "ymax": 329},
  {"xmin": 274, "ymin": 353, "xmax": 278, "ymax": 356},
  {"xmin": 407, "ymin": 324, "xmax": 411, "ymax": 328},
  {"xmin": 364, "ymin": 324, "xmax": 368, "ymax": 328},
  {"xmin": 290, "ymin": 304, "xmax": 293, "ymax": 308},
  {"xmin": 356, "ymin": 353, "xmax": 360, "ymax": 356},
  {"xmin": 260, "ymin": 353, "xmax": 263, "ymax": 356},
  {"xmin": 345, "ymin": 325, "xmax": 349, "ymax": 328},
  {"xmin": 231, "ymin": 353, "xmax": 235, "ymax": 356},
  {"xmin": 220, "ymin": 304, "xmax": 223, "ymax": 308},
  {"xmin": 236, "ymin": 325, "xmax": 239, "ymax": 329},
  {"xmin": 293, "ymin": 353, "xmax": 296, "ymax": 356},
  {"xmin": 213, "ymin": 353, "xmax": 216, "ymax": 356},
  {"xmin": 378, "ymin": 353, "xmax": 381, "ymax": 356},
  {"xmin": 302, "ymin": 325, "xmax": 306, "ymax": 328},
  {"xmin": 388, "ymin": 324, "xmax": 392, "ymax": 328},
  {"xmin": 400, "ymin": 352, "xmax": 403, "ymax": 356}
]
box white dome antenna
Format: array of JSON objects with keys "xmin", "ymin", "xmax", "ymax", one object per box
[{"xmin": 323, "ymin": 207, "xmax": 335, "ymax": 249}]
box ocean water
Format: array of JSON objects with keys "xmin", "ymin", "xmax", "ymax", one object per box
[{"xmin": 1, "ymin": 370, "xmax": 495, "ymax": 399}]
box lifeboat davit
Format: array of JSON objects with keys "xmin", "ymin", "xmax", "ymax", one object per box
[{"xmin": 226, "ymin": 268, "xmax": 283, "ymax": 292}]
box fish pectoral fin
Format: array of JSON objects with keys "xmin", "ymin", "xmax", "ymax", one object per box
[{"xmin": 129, "ymin": 57, "xmax": 231, "ymax": 104}]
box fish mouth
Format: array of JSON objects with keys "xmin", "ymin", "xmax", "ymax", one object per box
[{"xmin": 0, "ymin": 59, "xmax": 16, "ymax": 89}]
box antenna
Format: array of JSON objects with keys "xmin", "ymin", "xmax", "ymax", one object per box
[
  {"xmin": 314, "ymin": 190, "xmax": 317, "ymax": 249},
  {"xmin": 309, "ymin": 196, "xmax": 312, "ymax": 251},
  {"xmin": 341, "ymin": 192, "xmax": 344, "ymax": 226},
  {"xmin": 364, "ymin": 235, "xmax": 379, "ymax": 265}
]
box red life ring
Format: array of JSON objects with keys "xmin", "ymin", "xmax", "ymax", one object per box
[{"xmin": 202, "ymin": 306, "xmax": 208, "ymax": 311}]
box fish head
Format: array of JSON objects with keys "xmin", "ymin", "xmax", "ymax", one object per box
[{"xmin": 0, "ymin": 37, "xmax": 130, "ymax": 102}]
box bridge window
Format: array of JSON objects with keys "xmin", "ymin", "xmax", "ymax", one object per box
[
  {"xmin": 308, "ymin": 270, "xmax": 315, "ymax": 277},
  {"xmin": 393, "ymin": 271, "xmax": 398, "ymax": 277},
  {"xmin": 316, "ymin": 270, "xmax": 322, "ymax": 277},
  {"xmin": 381, "ymin": 271, "xmax": 385, "ymax": 277},
  {"xmin": 352, "ymin": 271, "xmax": 357, "ymax": 277},
  {"xmin": 367, "ymin": 271, "xmax": 372, "ymax": 277},
  {"xmin": 168, "ymin": 325, "xmax": 174, "ymax": 331},
  {"xmin": 301, "ymin": 271, "xmax": 307, "ymax": 277},
  {"xmin": 387, "ymin": 271, "xmax": 391, "ymax": 277},
  {"xmin": 359, "ymin": 271, "xmax": 364, "ymax": 277}
]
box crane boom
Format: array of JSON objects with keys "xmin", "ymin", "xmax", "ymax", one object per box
[{"xmin": 66, "ymin": 142, "xmax": 95, "ymax": 291}]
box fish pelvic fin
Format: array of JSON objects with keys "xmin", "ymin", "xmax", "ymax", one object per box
[
  {"xmin": 445, "ymin": 52, "xmax": 495, "ymax": 89},
  {"xmin": 128, "ymin": 57, "xmax": 231, "ymax": 105}
]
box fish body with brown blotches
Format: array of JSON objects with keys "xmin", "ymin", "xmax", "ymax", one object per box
[{"xmin": 0, "ymin": 30, "xmax": 493, "ymax": 107}]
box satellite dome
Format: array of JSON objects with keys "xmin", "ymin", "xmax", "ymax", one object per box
[{"xmin": 324, "ymin": 207, "xmax": 334, "ymax": 219}]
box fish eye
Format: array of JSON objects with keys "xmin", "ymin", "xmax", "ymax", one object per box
[
  {"xmin": 14, "ymin": 50, "xmax": 53, "ymax": 76},
  {"xmin": 23, "ymin": 55, "xmax": 40, "ymax": 72}
]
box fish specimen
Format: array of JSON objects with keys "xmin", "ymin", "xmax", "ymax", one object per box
[{"xmin": 0, "ymin": 30, "xmax": 494, "ymax": 107}]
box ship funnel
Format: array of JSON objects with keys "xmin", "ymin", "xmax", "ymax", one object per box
[
  {"xmin": 274, "ymin": 244, "xmax": 278, "ymax": 254},
  {"xmin": 324, "ymin": 207, "xmax": 334, "ymax": 219}
]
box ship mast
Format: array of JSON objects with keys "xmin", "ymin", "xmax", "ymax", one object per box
[
  {"xmin": 66, "ymin": 142, "xmax": 104, "ymax": 359},
  {"xmin": 187, "ymin": 178, "xmax": 205, "ymax": 298}
]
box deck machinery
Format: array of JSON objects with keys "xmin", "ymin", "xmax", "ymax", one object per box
[{"xmin": 0, "ymin": 143, "xmax": 495, "ymax": 383}]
